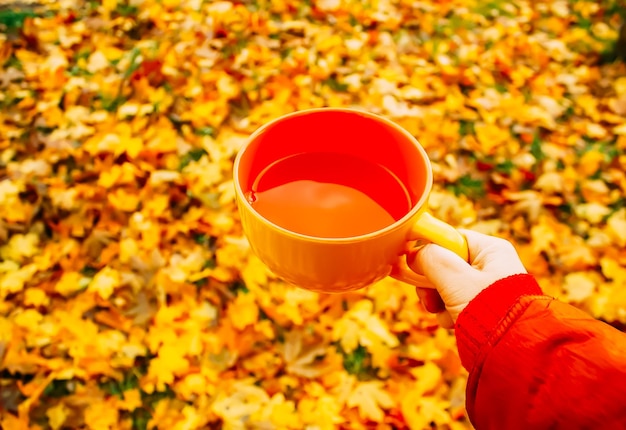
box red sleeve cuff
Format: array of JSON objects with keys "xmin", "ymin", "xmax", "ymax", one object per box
[{"xmin": 454, "ymin": 273, "xmax": 543, "ymax": 371}]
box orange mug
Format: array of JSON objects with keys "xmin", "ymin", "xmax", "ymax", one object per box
[{"xmin": 233, "ymin": 108, "xmax": 468, "ymax": 293}]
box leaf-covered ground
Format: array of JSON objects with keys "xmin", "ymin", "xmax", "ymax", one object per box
[{"xmin": 1, "ymin": 0, "xmax": 625, "ymax": 429}]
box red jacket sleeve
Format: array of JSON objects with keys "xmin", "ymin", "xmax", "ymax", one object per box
[{"xmin": 455, "ymin": 274, "xmax": 626, "ymax": 429}]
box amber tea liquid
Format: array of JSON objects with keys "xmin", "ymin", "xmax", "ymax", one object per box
[{"xmin": 248, "ymin": 152, "xmax": 412, "ymax": 238}]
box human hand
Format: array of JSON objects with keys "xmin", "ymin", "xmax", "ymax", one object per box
[{"xmin": 408, "ymin": 229, "xmax": 527, "ymax": 327}]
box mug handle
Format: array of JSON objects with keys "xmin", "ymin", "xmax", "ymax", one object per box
[{"xmin": 391, "ymin": 212, "xmax": 469, "ymax": 288}]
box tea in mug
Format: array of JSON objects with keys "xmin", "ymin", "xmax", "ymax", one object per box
[{"xmin": 248, "ymin": 152, "xmax": 412, "ymax": 238}]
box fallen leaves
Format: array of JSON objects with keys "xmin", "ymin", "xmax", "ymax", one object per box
[
  {"xmin": 333, "ymin": 299, "xmax": 399, "ymax": 369},
  {"xmin": 0, "ymin": 0, "xmax": 625, "ymax": 428},
  {"xmin": 347, "ymin": 380, "xmax": 395, "ymax": 422}
]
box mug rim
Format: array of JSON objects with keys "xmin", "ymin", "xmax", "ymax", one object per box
[{"xmin": 233, "ymin": 107, "xmax": 434, "ymax": 244}]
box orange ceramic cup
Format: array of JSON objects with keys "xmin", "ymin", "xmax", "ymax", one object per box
[{"xmin": 233, "ymin": 108, "xmax": 469, "ymax": 293}]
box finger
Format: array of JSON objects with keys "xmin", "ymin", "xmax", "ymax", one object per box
[
  {"xmin": 436, "ymin": 311, "xmax": 455, "ymax": 329},
  {"xmin": 416, "ymin": 287, "xmax": 446, "ymax": 313},
  {"xmin": 408, "ymin": 243, "xmax": 475, "ymax": 285},
  {"xmin": 457, "ymin": 229, "xmax": 527, "ymax": 273},
  {"xmin": 456, "ymin": 229, "xmax": 502, "ymax": 262},
  {"xmin": 390, "ymin": 260, "xmax": 436, "ymax": 288}
]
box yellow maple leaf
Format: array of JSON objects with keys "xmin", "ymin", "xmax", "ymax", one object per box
[
  {"xmin": 0, "ymin": 414, "xmax": 30, "ymax": 430},
  {"xmin": 211, "ymin": 381, "xmax": 270, "ymax": 428},
  {"xmin": 333, "ymin": 299, "xmax": 399, "ymax": 353},
  {"xmin": 86, "ymin": 51, "xmax": 109, "ymax": 74},
  {"xmin": 274, "ymin": 286, "xmax": 320, "ymax": 325},
  {"xmin": 563, "ymin": 272, "xmax": 597, "ymax": 302},
  {"xmin": 175, "ymin": 374, "xmax": 210, "ymax": 401},
  {"xmin": 402, "ymin": 395, "xmax": 452, "ymax": 430},
  {"xmin": 119, "ymin": 238, "xmax": 139, "ymax": 264},
  {"xmin": 557, "ymin": 238, "xmax": 596, "ymax": 271},
  {"xmin": 241, "ymin": 255, "xmax": 269, "ymax": 291},
  {"xmin": 607, "ymin": 209, "xmax": 626, "ymax": 247},
  {"xmin": 89, "ymin": 267, "xmax": 121, "ymax": 300},
  {"xmin": 148, "ymin": 170, "xmax": 181, "ymax": 186},
  {"xmin": 0, "ymin": 316, "xmax": 12, "ymax": 356},
  {"xmin": 102, "ymin": 0, "xmax": 118, "ymax": 12},
  {"xmin": 228, "ymin": 293, "xmax": 259, "ymax": 330},
  {"xmin": 0, "ymin": 179, "xmax": 22, "ymax": 212},
  {"xmin": 347, "ymin": 380, "xmax": 394, "ymax": 422},
  {"xmin": 46, "ymin": 402, "xmax": 70, "ymax": 430},
  {"xmin": 580, "ymin": 179, "xmax": 610, "ymax": 204},
  {"xmin": 215, "ymin": 236, "xmax": 251, "ymax": 271},
  {"xmin": 534, "ymin": 171, "xmax": 564, "ymax": 194},
  {"xmin": 586, "ymin": 123, "xmax": 607, "ymax": 139},
  {"xmin": 0, "ymin": 232, "xmax": 40, "ymax": 262},
  {"xmin": 85, "ymin": 124, "xmax": 143, "ymax": 158},
  {"xmin": 23, "ymin": 287, "xmax": 50, "ymax": 307},
  {"xmin": 108, "ymin": 188, "xmax": 140, "ymax": 212},
  {"xmin": 253, "ymin": 393, "xmax": 302, "ymax": 429},
  {"xmin": 49, "ymin": 187, "xmax": 79, "ymax": 211},
  {"xmin": 55, "ymin": 271, "xmax": 89, "ymax": 297},
  {"xmin": 1, "ymin": 264, "xmax": 38, "ymax": 299},
  {"xmin": 574, "ymin": 202, "xmax": 611, "ymax": 224},
  {"xmin": 281, "ymin": 331, "xmax": 329, "ymax": 378},
  {"xmin": 97, "ymin": 163, "xmax": 139, "ymax": 188},
  {"xmin": 613, "ymin": 123, "xmax": 626, "ymax": 135},
  {"xmin": 162, "ymin": 250, "xmax": 205, "ymax": 283},
  {"xmin": 84, "ymin": 398, "xmax": 120, "ymax": 430},
  {"xmin": 183, "ymin": 100, "xmax": 229, "ymax": 128},
  {"xmin": 333, "ymin": 318, "xmax": 360, "ymax": 352},
  {"xmin": 147, "ymin": 344, "xmax": 190, "ymax": 391},
  {"xmin": 474, "ymin": 122, "xmax": 510, "ymax": 155},
  {"xmin": 614, "ymin": 77, "xmax": 626, "ymax": 96},
  {"xmin": 410, "ymin": 361, "xmax": 443, "ymax": 396},
  {"xmin": 579, "ymin": 150, "xmax": 605, "ymax": 176},
  {"xmin": 601, "ymin": 257, "xmax": 626, "ymax": 283},
  {"xmin": 118, "ymin": 389, "xmax": 142, "ymax": 411},
  {"xmin": 183, "ymin": 156, "xmax": 224, "ymax": 197},
  {"xmin": 13, "ymin": 309, "xmax": 43, "ymax": 331},
  {"xmin": 298, "ymin": 395, "xmax": 345, "ymax": 429}
]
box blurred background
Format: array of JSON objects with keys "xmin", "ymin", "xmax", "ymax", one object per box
[{"xmin": 1, "ymin": 0, "xmax": 625, "ymax": 429}]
